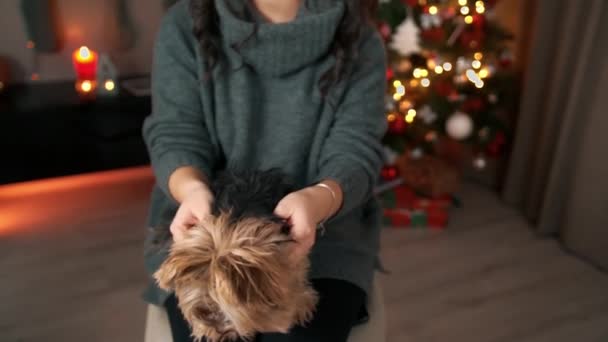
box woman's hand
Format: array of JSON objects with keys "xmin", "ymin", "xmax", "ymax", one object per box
[
  {"xmin": 274, "ymin": 180, "xmax": 343, "ymax": 262},
  {"xmin": 169, "ymin": 167, "xmax": 214, "ymax": 242},
  {"xmin": 170, "ymin": 184, "xmax": 214, "ymax": 242}
]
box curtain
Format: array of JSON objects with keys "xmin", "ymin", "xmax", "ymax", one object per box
[{"xmin": 502, "ymin": 0, "xmax": 608, "ymax": 269}]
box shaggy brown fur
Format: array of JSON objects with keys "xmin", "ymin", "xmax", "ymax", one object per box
[{"xmin": 154, "ymin": 211, "xmax": 318, "ymax": 342}]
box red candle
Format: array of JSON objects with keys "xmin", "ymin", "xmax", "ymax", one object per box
[{"xmin": 72, "ymin": 46, "xmax": 98, "ymax": 80}]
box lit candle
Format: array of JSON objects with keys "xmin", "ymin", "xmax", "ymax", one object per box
[{"xmin": 72, "ymin": 46, "xmax": 98, "ymax": 80}]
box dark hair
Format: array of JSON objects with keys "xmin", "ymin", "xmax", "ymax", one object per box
[{"xmin": 189, "ymin": 0, "xmax": 378, "ymax": 95}]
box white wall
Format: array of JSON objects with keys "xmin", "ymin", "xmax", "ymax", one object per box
[{"xmin": 0, "ymin": 0, "xmax": 165, "ymax": 83}]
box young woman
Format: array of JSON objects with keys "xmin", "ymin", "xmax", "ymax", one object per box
[{"xmin": 142, "ymin": 0, "xmax": 387, "ymax": 341}]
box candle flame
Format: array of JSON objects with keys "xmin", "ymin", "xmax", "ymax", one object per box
[{"xmin": 79, "ymin": 46, "xmax": 90, "ymax": 58}]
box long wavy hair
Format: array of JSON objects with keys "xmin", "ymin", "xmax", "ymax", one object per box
[{"xmin": 189, "ymin": 0, "xmax": 378, "ymax": 95}]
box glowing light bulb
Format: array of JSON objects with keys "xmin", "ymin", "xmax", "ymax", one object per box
[
  {"xmin": 405, "ymin": 109, "xmax": 417, "ymax": 123},
  {"xmin": 393, "ymin": 93, "xmax": 402, "ymax": 101},
  {"xmin": 393, "ymin": 80, "xmax": 402, "ymax": 88},
  {"xmin": 435, "ymin": 66, "xmax": 444, "ymax": 74},
  {"xmin": 387, "ymin": 113, "xmax": 397, "ymax": 122},
  {"xmin": 443, "ymin": 62, "xmax": 453, "ymax": 71},
  {"xmin": 475, "ymin": 80, "xmax": 484, "ymax": 88},
  {"xmin": 476, "ymin": 5, "xmax": 485, "ymax": 13},
  {"xmin": 474, "ymin": 52, "xmax": 483, "ymax": 60},
  {"xmin": 421, "ymin": 78, "xmax": 430, "ymax": 87},
  {"xmin": 464, "ymin": 15, "xmax": 473, "ymax": 24},
  {"xmin": 420, "ymin": 69, "xmax": 429, "ymax": 77},
  {"xmin": 413, "ymin": 68, "xmax": 422, "ymax": 78},
  {"xmin": 460, "ymin": 6, "xmax": 470, "ymax": 15},
  {"xmin": 429, "ymin": 6, "xmax": 438, "ymax": 15},
  {"xmin": 400, "ymin": 100, "xmax": 413, "ymax": 111},
  {"xmin": 396, "ymin": 85, "xmax": 406, "ymax": 96},
  {"xmin": 458, "ymin": 0, "xmax": 468, "ymax": 6},
  {"xmin": 409, "ymin": 79, "xmax": 419, "ymax": 87},
  {"xmin": 478, "ymin": 68, "xmax": 489, "ymax": 78},
  {"xmin": 472, "ymin": 60, "xmax": 482, "ymax": 69},
  {"xmin": 104, "ymin": 80, "xmax": 115, "ymax": 91},
  {"xmin": 475, "ymin": 0, "xmax": 484, "ymax": 6},
  {"xmin": 81, "ymin": 80, "xmax": 93, "ymax": 92}
]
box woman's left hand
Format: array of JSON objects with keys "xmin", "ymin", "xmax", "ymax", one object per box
[{"xmin": 274, "ymin": 185, "xmax": 336, "ymax": 262}]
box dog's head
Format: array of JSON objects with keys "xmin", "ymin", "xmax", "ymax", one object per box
[{"xmin": 154, "ymin": 212, "xmax": 318, "ymax": 342}]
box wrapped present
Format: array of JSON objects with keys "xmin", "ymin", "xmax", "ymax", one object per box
[
  {"xmin": 382, "ymin": 208, "xmax": 448, "ymax": 229},
  {"xmin": 395, "ymin": 153, "xmax": 461, "ymax": 197},
  {"xmin": 379, "ymin": 184, "xmax": 454, "ymax": 229}
]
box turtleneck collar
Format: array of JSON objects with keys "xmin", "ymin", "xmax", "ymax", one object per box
[{"xmin": 215, "ymin": 0, "xmax": 345, "ymax": 77}]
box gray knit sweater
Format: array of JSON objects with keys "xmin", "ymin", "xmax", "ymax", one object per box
[{"xmin": 141, "ymin": 0, "xmax": 387, "ymax": 305}]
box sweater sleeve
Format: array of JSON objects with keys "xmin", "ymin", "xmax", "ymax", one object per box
[
  {"xmin": 314, "ymin": 29, "xmax": 388, "ymax": 219},
  {"xmin": 142, "ymin": 6, "xmax": 217, "ymax": 201}
]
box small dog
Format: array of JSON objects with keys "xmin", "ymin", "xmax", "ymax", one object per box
[{"xmin": 154, "ymin": 169, "xmax": 318, "ymax": 342}]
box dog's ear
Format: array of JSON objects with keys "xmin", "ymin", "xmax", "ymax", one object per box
[{"xmin": 153, "ymin": 255, "xmax": 180, "ymax": 290}]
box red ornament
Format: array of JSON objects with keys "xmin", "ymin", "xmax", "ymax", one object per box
[
  {"xmin": 459, "ymin": 29, "xmax": 485, "ymax": 50},
  {"xmin": 461, "ymin": 97, "xmax": 486, "ymax": 113},
  {"xmin": 388, "ymin": 115, "xmax": 407, "ymax": 134},
  {"xmin": 485, "ymin": 131, "xmax": 506, "ymax": 157},
  {"xmin": 433, "ymin": 79, "xmax": 454, "ymax": 97},
  {"xmin": 381, "ymin": 165, "xmax": 399, "ymax": 181},
  {"xmin": 386, "ymin": 68, "xmax": 394, "ymax": 80},
  {"xmin": 421, "ymin": 27, "xmax": 446, "ymax": 43},
  {"xmin": 378, "ymin": 22, "xmax": 392, "ymax": 41},
  {"xmin": 472, "ymin": 14, "xmax": 486, "ymax": 31}
]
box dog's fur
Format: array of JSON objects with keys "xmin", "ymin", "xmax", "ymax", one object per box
[{"xmin": 154, "ymin": 169, "xmax": 318, "ymax": 342}]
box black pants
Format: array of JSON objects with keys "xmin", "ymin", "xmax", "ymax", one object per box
[{"xmin": 164, "ymin": 279, "xmax": 367, "ymax": 342}]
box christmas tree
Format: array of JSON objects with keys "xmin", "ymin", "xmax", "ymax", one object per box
[{"xmin": 377, "ymin": 0, "xmax": 517, "ymax": 190}]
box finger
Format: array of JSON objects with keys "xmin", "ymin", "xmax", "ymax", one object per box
[{"xmin": 274, "ymin": 199, "xmax": 293, "ymax": 219}]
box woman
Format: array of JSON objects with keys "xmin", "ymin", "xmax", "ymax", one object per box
[{"xmin": 142, "ymin": 0, "xmax": 387, "ymax": 341}]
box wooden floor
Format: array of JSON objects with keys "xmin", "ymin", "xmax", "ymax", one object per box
[{"xmin": 1, "ymin": 167, "xmax": 607, "ymax": 342}]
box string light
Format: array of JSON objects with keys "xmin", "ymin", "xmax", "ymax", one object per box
[
  {"xmin": 478, "ymin": 67, "xmax": 489, "ymax": 78},
  {"xmin": 81, "ymin": 80, "xmax": 93, "ymax": 92},
  {"xmin": 475, "ymin": 80, "xmax": 484, "ymax": 88},
  {"xmin": 409, "ymin": 79, "xmax": 419, "ymax": 87},
  {"xmin": 400, "ymin": 100, "xmax": 413, "ymax": 111},
  {"xmin": 425, "ymin": 131, "xmax": 437, "ymax": 142},
  {"xmin": 396, "ymin": 84, "xmax": 406, "ymax": 96},
  {"xmin": 476, "ymin": 4, "xmax": 486, "ymax": 13},
  {"xmin": 393, "ymin": 93, "xmax": 402, "ymax": 101},
  {"xmin": 421, "ymin": 78, "xmax": 430, "ymax": 87},
  {"xmin": 393, "ymin": 80, "xmax": 402, "ymax": 88},
  {"xmin": 104, "ymin": 80, "xmax": 115, "ymax": 91},
  {"xmin": 442, "ymin": 62, "xmax": 453, "ymax": 71},
  {"xmin": 387, "ymin": 113, "xmax": 397, "ymax": 122},
  {"xmin": 427, "ymin": 59, "xmax": 437, "ymax": 70},
  {"xmin": 429, "ymin": 5, "xmax": 438, "ymax": 15},
  {"xmin": 458, "ymin": 0, "xmax": 468, "ymax": 5},
  {"xmin": 472, "ymin": 60, "xmax": 482, "ymax": 69},
  {"xmin": 464, "ymin": 15, "xmax": 473, "ymax": 24},
  {"xmin": 434, "ymin": 65, "xmax": 444, "ymax": 74},
  {"xmin": 475, "ymin": 0, "xmax": 484, "ymax": 6},
  {"xmin": 460, "ymin": 6, "xmax": 470, "ymax": 15},
  {"xmin": 474, "ymin": 52, "xmax": 483, "ymax": 60},
  {"xmin": 405, "ymin": 109, "xmax": 417, "ymax": 123}
]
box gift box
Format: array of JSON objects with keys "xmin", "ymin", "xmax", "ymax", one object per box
[{"xmin": 379, "ymin": 184, "xmax": 456, "ymax": 229}]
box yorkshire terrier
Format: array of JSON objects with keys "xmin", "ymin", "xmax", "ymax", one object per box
[{"xmin": 154, "ymin": 169, "xmax": 318, "ymax": 342}]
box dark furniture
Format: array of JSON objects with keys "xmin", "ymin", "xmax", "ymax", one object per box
[{"xmin": 0, "ymin": 80, "xmax": 151, "ymax": 185}]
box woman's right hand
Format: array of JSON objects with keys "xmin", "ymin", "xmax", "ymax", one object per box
[
  {"xmin": 168, "ymin": 167, "xmax": 214, "ymax": 242},
  {"xmin": 170, "ymin": 183, "xmax": 214, "ymax": 242}
]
